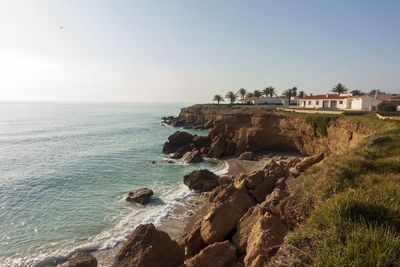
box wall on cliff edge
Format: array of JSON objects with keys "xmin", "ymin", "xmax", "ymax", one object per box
[{"xmin": 177, "ymin": 105, "xmax": 374, "ymax": 156}]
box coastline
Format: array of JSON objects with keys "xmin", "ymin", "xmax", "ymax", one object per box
[{"xmin": 90, "ymin": 152, "xmax": 303, "ymax": 267}]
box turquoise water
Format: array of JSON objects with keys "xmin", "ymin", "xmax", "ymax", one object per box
[{"xmin": 0, "ymin": 102, "xmax": 224, "ymax": 266}]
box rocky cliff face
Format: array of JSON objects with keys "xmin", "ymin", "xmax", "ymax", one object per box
[{"xmin": 176, "ymin": 104, "xmax": 374, "ymax": 156}]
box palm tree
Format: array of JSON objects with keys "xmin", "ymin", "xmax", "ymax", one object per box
[
  {"xmin": 213, "ymin": 94, "xmax": 224, "ymax": 104},
  {"xmin": 298, "ymin": 90, "xmax": 305, "ymax": 98},
  {"xmin": 225, "ymin": 91, "xmax": 237, "ymax": 104},
  {"xmin": 253, "ymin": 90, "xmax": 262, "ymax": 98},
  {"xmin": 350, "ymin": 90, "xmax": 364, "ymax": 96},
  {"xmin": 332, "ymin": 83, "xmax": 348, "ymax": 94},
  {"xmin": 263, "ymin": 86, "xmax": 277, "ymax": 98},
  {"xmin": 291, "ymin": 87, "xmax": 298, "ymax": 98},
  {"xmin": 246, "ymin": 92, "xmax": 254, "ymax": 98},
  {"xmin": 238, "ymin": 88, "xmax": 247, "ymax": 100},
  {"xmin": 368, "ymin": 89, "xmax": 383, "ymax": 97},
  {"xmin": 283, "ymin": 89, "xmax": 293, "ymax": 105}
]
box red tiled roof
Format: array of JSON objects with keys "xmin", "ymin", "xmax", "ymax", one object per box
[{"xmin": 299, "ymin": 94, "xmax": 363, "ymax": 100}]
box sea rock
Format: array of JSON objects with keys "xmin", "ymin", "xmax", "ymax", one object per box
[
  {"xmin": 200, "ymin": 185, "xmax": 256, "ymax": 244},
  {"xmin": 183, "ymin": 169, "xmax": 219, "ymax": 191},
  {"xmin": 181, "ymin": 150, "xmax": 203, "ymax": 163},
  {"xmin": 60, "ymin": 252, "xmax": 97, "ymax": 267},
  {"xmin": 208, "ymin": 136, "xmax": 226, "ymax": 158},
  {"xmin": 163, "ymin": 131, "xmax": 194, "ymax": 153},
  {"xmin": 112, "ymin": 224, "xmax": 184, "ymax": 267},
  {"xmin": 172, "ymin": 143, "xmax": 195, "ymax": 159},
  {"xmin": 182, "ymin": 241, "xmax": 237, "ymax": 267},
  {"xmin": 126, "ymin": 188, "xmax": 153, "ymax": 205},
  {"xmin": 192, "ymin": 135, "xmax": 211, "ymax": 148},
  {"xmin": 239, "ymin": 151, "xmax": 254, "ymax": 160},
  {"xmin": 244, "ymin": 212, "xmax": 288, "ymax": 267}
]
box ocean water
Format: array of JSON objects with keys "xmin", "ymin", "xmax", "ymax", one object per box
[{"xmin": 0, "ymin": 102, "xmax": 225, "ymax": 267}]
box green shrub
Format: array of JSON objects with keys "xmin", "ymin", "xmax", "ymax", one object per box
[
  {"xmin": 378, "ymin": 101, "xmax": 397, "ymax": 112},
  {"xmin": 305, "ymin": 115, "xmax": 340, "ymax": 136}
]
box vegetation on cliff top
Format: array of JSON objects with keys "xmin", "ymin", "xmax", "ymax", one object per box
[{"xmin": 275, "ymin": 117, "xmax": 400, "ymax": 266}]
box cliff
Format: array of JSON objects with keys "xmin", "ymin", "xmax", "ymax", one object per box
[{"xmin": 175, "ymin": 104, "xmax": 374, "ymax": 156}]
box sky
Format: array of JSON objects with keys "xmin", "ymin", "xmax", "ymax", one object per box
[{"xmin": 0, "ymin": 0, "xmax": 399, "ymax": 102}]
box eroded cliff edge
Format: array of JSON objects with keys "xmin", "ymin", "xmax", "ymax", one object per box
[{"xmin": 171, "ymin": 104, "xmax": 374, "ymax": 156}]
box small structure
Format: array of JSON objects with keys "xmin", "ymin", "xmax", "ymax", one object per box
[
  {"xmin": 297, "ymin": 94, "xmax": 381, "ymax": 111},
  {"xmin": 238, "ymin": 96, "xmax": 297, "ymax": 106}
]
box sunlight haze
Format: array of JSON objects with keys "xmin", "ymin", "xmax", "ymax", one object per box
[{"xmin": 1, "ymin": 0, "xmax": 399, "ymax": 102}]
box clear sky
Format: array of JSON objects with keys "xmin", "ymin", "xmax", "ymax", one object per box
[{"xmin": 0, "ymin": 0, "xmax": 399, "ymax": 102}]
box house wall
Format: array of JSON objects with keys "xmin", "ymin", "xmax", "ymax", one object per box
[{"xmin": 299, "ymin": 96, "xmax": 382, "ymax": 110}]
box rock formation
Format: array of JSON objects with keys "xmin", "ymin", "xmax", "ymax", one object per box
[
  {"xmin": 112, "ymin": 224, "xmax": 184, "ymax": 267},
  {"xmin": 181, "ymin": 150, "xmax": 203, "ymax": 163},
  {"xmin": 126, "ymin": 188, "xmax": 153, "ymax": 204},
  {"xmin": 163, "ymin": 131, "xmax": 194, "ymax": 153},
  {"xmin": 183, "ymin": 169, "xmax": 219, "ymax": 191},
  {"xmin": 60, "ymin": 252, "xmax": 97, "ymax": 267}
]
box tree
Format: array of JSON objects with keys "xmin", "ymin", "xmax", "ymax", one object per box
[
  {"xmin": 332, "ymin": 83, "xmax": 348, "ymax": 94},
  {"xmin": 225, "ymin": 91, "xmax": 237, "ymax": 104},
  {"xmin": 246, "ymin": 92, "xmax": 254, "ymax": 98},
  {"xmin": 283, "ymin": 89, "xmax": 293, "ymax": 105},
  {"xmin": 238, "ymin": 88, "xmax": 247, "ymax": 100},
  {"xmin": 368, "ymin": 89, "xmax": 384, "ymax": 97},
  {"xmin": 350, "ymin": 89, "xmax": 364, "ymax": 96},
  {"xmin": 213, "ymin": 94, "xmax": 224, "ymax": 104},
  {"xmin": 291, "ymin": 87, "xmax": 298, "ymax": 98},
  {"xmin": 298, "ymin": 90, "xmax": 305, "ymax": 98},
  {"xmin": 253, "ymin": 90, "xmax": 262, "ymax": 98},
  {"xmin": 263, "ymin": 86, "xmax": 277, "ymax": 97}
]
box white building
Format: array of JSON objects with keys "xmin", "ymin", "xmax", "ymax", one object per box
[
  {"xmin": 298, "ymin": 94, "xmax": 381, "ymax": 111},
  {"xmin": 238, "ymin": 96, "xmax": 297, "ymax": 106}
]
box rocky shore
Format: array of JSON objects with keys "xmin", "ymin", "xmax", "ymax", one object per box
[{"xmin": 61, "ymin": 104, "xmax": 376, "ymax": 267}]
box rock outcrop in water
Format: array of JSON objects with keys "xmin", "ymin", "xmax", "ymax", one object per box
[{"xmin": 126, "ymin": 188, "xmax": 153, "ymax": 205}]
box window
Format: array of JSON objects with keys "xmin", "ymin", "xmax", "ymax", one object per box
[
  {"xmin": 339, "ymin": 101, "xmax": 343, "ymax": 104},
  {"xmin": 316, "ymin": 101, "xmax": 320, "ymax": 105},
  {"xmin": 308, "ymin": 101, "xmax": 312, "ymax": 105}
]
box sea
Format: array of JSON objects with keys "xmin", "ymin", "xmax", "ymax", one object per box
[{"xmin": 0, "ymin": 102, "xmax": 227, "ymax": 267}]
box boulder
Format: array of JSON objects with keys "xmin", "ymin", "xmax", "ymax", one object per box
[
  {"xmin": 244, "ymin": 213, "xmax": 288, "ymax": 267},
  {"xmin": 60, "ymin": 252, "xmax": 97, "ymax": 267},
  {"xmin": 192, "ymin": 135, "xmax": 211, "ymax": 148},
  {"xmin": 183, "ymin": 220, "xmax": 206, "ymax": 259},
  {"xmin": 232, "ymin": 205, "xmax": 263, "ymax": 255},
  {"xmin": 200, "ymin": 185, "xmax": 256, "ymax": 244},
  {"xmin": 183, "ymin": 241, "xmax": 237, "ymax": 267},
  {"xmin": 292, "ymin": 152, "xmax": 324, "ymax": 176},
  {"xmin": 208, "ymin": 136, "xmax": 226, "ymax": 158},
  {"xmin": 239, "ymin": 151, "xmax": 254, "ymax": 160},
  {"xmin": 172, "ymin": 143, "xmax": 195, "ymax": 159},
  {"xmin": 181, "ymin": 150, "xmax": 203, "ymax": 163},
  {"xmin": 209, "ymin": 184, "xmax": 237, "ymax": 204},
  {"xmin": 126, "ymin": 188, "xmax": 153, "ymax": 205},
  {"xmin": 163, "ymin": 131, "xmax": 194, "ymax": 153},
  {"xmin": 112, "ymin": 224, "xmax": 184, "ymax": 267},
  {"xmin": 183, "ymin": 170, "xmax": 219, "ymax": 191}
]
